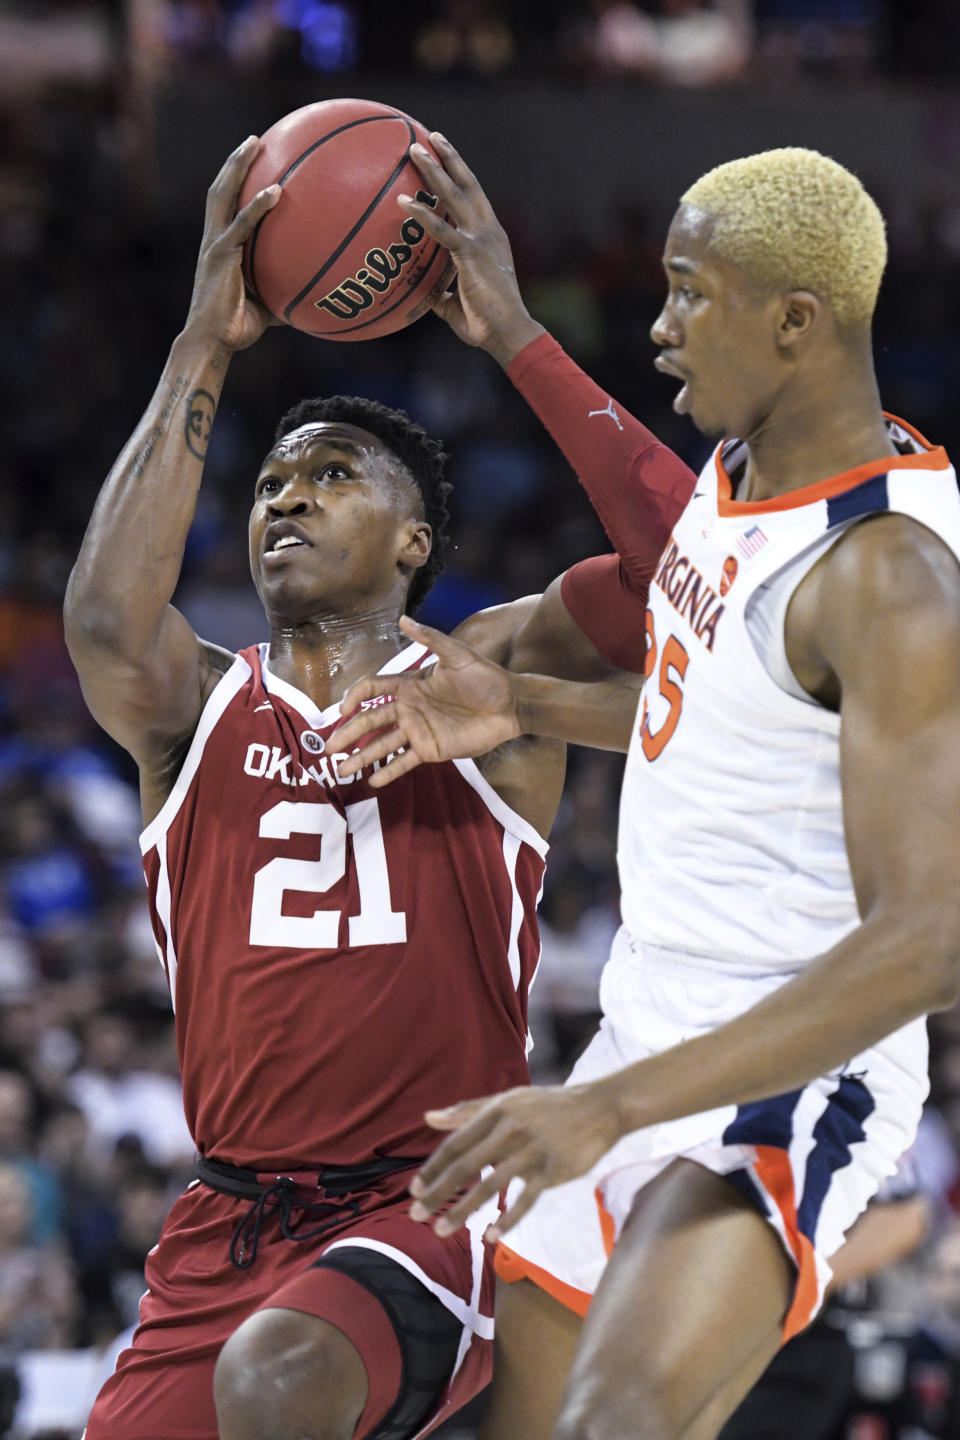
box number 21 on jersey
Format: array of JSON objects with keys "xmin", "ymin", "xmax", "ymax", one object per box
[
  {"xmin": 639, "ymin": 611, "xmax": 689, "ymax": 761},
  {"xmin": 249, "ymin": 797, "xmax": 407, "ymax": 950}
]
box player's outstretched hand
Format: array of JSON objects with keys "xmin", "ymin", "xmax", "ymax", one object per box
[
  {"xmin": 402, "ymin": 133, "xmax": 545, "ymax": 368},
  {"xmin": 334, "ymin": 616, "xmax": 522, "ymax": 786},
  {"xmin": 184, "ymin": 136, "xmax": 281, "ymax": 354},
  {"xmin": 408, "ymin": 1084, "xmax": 622, "ymax": 1240}
]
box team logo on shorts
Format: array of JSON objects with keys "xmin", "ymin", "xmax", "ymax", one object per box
[
  {"xmin": 720, "ymin": 555, "xmax": 739, "ymax": 596},
  {"xmin": 301, "ymin": 730, "xmax": 325, "ymax": 755}
]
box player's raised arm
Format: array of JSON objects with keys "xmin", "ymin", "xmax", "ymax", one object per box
[
  {"xmin": 399, "ymin": 133, "xmax": 692, "ymax": 705},
  {"xmin": 404, "ymin": 133, "xmax": 696, "ymax": 596},
  {"xmin": 63, "ymin": 140, "xmax": 280, "ymax": 774}
]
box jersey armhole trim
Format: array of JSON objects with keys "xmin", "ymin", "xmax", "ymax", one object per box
[
  {"xmin": 139, "ymin": 654, "xmax": 253, "ymax": 855},
  {"xmin": 451, "ymin": 758, "xmax": 549, "ymax": 859}
]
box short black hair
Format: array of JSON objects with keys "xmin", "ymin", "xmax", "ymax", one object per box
[{"xmin": 273, "ymin": 395, "xmax": 452, "ymax": 612}]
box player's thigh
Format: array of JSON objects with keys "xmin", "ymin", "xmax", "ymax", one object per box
[
  {"xmin": 715, "ymin": 1320, "xmax": 855, "ymax": 1440},
  {"xmin": 477, "ymin": 1277, "xmax": 583, "ymax": 1440},
  {"xmin": 555, "ymin": 1159, "xmax": 792, "ymax": 1440},
  {"xmin": 680, "ymin": 1329, "xmax": 786, "ymax": 1440}
]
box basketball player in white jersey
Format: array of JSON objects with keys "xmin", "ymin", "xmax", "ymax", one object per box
[{"xmin": 335, "ymin": 142, "xmax": 960, "ymax": 1440}]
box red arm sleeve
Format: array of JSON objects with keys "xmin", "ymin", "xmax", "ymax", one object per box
[
  {"xmin": 560, "ymin": 555, "xmax": 649, "ymax": 674},
  {"xmin": 507, "ymin": 333, "xmax": 696, "ymax": 597}
]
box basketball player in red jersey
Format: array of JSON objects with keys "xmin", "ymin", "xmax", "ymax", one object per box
[{"xmin": 65, "ymin": 138, "xmax": 694, "ymax": 1440}]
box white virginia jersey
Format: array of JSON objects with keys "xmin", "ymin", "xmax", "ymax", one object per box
[{"xmin": 612, "ymin": 416, "xmax": 960, "ymax": 975}]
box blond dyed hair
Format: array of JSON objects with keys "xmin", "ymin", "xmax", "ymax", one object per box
[{"xmin": 681, "ymin": 148, "xmax": 886, "ymax": 332}]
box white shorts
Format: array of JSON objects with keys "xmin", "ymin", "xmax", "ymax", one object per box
[{"xmin": 497, "ymin": 931, "xmax": 928, "ymax": 1340}]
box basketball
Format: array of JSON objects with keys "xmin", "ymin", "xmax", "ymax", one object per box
[{"xmin": 239, "ymin": 98, "xmax": 456, "ymax": 341}]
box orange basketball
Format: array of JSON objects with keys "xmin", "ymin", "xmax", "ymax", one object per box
[{"xmin": 239, "ymin": 98, "xmax": 455, "ymax": 342}]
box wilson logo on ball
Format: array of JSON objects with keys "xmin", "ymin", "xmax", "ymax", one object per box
[{"xmin": 315, "ymin": 191, "xmax": 440, "ymax": 320}]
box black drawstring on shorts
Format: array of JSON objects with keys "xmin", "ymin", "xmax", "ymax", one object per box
[
  {"xmin": 228, "ymin": 1176, "xmax": 356, "ymax": 1270},
  {"xmin": 195, "ymin": 1152, "xmax": 419, "ymax": 1272}
]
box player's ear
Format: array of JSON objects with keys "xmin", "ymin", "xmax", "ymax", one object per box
[
  {"xmin": 398, "ymin": 520, "xmax": 432, "ymax": 572},
  {"xmin": 777, "ymin": 290, "xmax": 820, "ymax": 350}
]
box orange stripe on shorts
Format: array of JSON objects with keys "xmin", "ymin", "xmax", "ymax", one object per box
[
  {"xmin": 595, "ymin": 1187, "xmax": 617, "ymax": 1257},
  {"xmin": 753, "ymin": 1144, "xmax": 820, "ymax": 1342},
  {"xmin": 494, "ymin": 1241, "xmax": 592, "ymax": 1317}
]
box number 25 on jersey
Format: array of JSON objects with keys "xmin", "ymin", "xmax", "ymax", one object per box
[{"xmin": 639, "ymin": 611, "xmax": 689, "ymax": 761}]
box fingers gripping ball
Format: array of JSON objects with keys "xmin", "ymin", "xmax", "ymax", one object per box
[{"xmin": 239, "ymin": 98, "xmax": 455, "ymax": 341}]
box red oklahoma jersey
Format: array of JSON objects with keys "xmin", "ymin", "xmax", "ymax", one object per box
[{"xmin": 140, "ymin": 641, "xmax": 546, "ymax": 1171}]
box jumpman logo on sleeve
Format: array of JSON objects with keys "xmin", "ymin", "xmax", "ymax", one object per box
[{"xmin": 588, "ymin": 398, "xmax": 624, "ymax": 432}]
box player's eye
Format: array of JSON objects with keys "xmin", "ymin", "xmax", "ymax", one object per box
[
  {"xmin": 677, "ymin": 285, "xmax": 700, "ymax": 303},
  {"xmin": 257, "ymin": 475, "xmax": 281, "ymax": 495},
  {"xmin": 318, "ymin": 463, "xmax": 351, "ymax": 482}
]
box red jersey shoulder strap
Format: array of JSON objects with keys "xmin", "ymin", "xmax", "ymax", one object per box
[{"xmin": 140, "ymin": 652, "xmax": 253, "ymax": 855}]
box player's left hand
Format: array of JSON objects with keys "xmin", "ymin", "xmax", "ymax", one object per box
[
  {"xmin": 401, "ymin": 133, "xmax": 545, "ymax": 368},
  {"xmin": 184, "ymin": 136, "xmax": 281, "ymax": 354},
  {"xmin": 334, "ymin": 615, "xmax": 521, "ymax": 785},
  {"xmin": 409, "ymin": 1083, "xmax": 623, "ymax": 1239}
]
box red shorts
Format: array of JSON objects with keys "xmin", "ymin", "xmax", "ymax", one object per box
[{"xmin": 84, "ymin": 1171, "xmax": 494, "ymax": 1440}]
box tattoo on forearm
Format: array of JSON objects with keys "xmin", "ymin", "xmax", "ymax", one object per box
[
  {"xmin": 184, "ymin": 388, "xmax": 217, "ymax": 461},
  {"xmin": 130, "ymin": 375, "xmax": 188, "ymax": 481}
]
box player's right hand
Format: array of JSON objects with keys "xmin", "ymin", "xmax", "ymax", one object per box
[
  {"xmin": 183, "ymin": 137, "xmax": 281, "ymax": 353},
  {"xmin": 402, "ymin": 134, "xmax": 546, "ymax": 368},
  {"xmin": 408, "ymin": 1081, "xmax": 623, "ymax": 1239},
  {"xmin": 333, "ymin": 616, "xmax": 522, "ymax": 786}
]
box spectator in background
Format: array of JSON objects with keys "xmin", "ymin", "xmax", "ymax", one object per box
[
  {"xmin": 77, "ymin": 1163, "xmax": 174, "ymax": 1343},
  {"xmin": 551, "ymin": 749, "xmax": 623, "ymax": 881},
  {"xmin": 756, "ymin": 0, "xmax": 881, "ymax": 79},
  {"xmin": 0, "ymin": 1162, "xmax": 78, "ymax": 1354},
  {"xmin": 37, "ymin": 1101, "xmax": 120, "ymax": 1346},
  {"xmin": 67, "ymin": 1007, "xmax": 193, "ymax": 1174},
  {"xmin": 0, "ymin": 790, "xmax": 98, "ymax": 943},
  {"xmin": 413, "ymin": 0, "xmax": 516, "ymax": 74},
  {"xmin": 0, "ymin": 0, "xmax": 116, "ymax": 101},
  {"xmin": 580, "ymin": 0, "xmax": 751, "ymax": 86},
  {"xmin": 0, "ymin": 1070, "xmax": 62, "ymax": 1246},
  {"xmin": 531, "ymin": 865, "xmax": 618, "ymax": 1082}
]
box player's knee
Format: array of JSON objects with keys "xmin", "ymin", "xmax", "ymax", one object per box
[{"xmin": 214, "ymin": 1307, "xmax": 367, "ymax": 1440}]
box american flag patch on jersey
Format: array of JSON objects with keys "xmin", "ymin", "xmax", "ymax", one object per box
[{"xmin": 736, "ymin": 524, "xmax": 769, "ymax": 559}]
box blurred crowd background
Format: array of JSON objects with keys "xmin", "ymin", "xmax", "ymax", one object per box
[{"xmin": 3, "ymin": 0, "xmax": 960, "ymax": 1434}]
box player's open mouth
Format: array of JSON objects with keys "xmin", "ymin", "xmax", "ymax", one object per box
[
  {"xmin": 264, "ymin": 523, "xmax": 312, "ymax": 558},
  {"xmin": 654, "ymin": 355, "xmax": 691, "ymax": 414},
  {"xmin": 263, "ymin": 540, "xmax": 309, "ymax": 565}
]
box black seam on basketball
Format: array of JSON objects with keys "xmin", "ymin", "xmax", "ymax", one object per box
[
  {"xmin": 282, "ymin": 122, "xmax": 417, "ymax": 325},
  {"xmin": 246, "ymin": 110, "xmax": 409, "ymax": 319},
  {"xmin": 307, "ymin": 235, "xmax": 453, "ymax": 337},
  {"xmin": 277, "ymin": 113, "xmax": 408, "ymax": 186}
]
